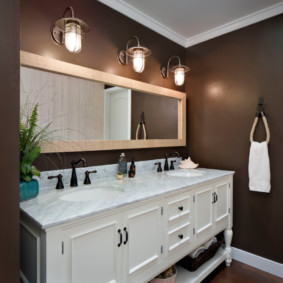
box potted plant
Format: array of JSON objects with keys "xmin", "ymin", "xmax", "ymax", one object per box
[{"xmin": 20, "ymin": 103, "xmax": 52, "ymax": 201}]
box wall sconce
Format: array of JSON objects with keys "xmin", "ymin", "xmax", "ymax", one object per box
[
  {"xmin": 160, "ymin": 56, "xmax": 190, "ymax": 86},
  {"xmin": 51, "ymin": 6, "xmax": 89, "ymax": 53},
  {"xmin": 117, "ymin": 36, "xmax": 151, "ymax": 73}
]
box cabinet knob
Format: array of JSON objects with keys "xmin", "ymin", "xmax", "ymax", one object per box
[
  {"xmin": 178, "ymin": 206, "xmax": 183, "ymax": 211},
  {"xmin": 178, "ymin": 234, "xmax": 183, "ymax": 239}
]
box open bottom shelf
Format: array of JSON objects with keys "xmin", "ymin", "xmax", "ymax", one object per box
[{"xmin": 175, "ymin": 248, "xmax": 227, "ymax": 283}]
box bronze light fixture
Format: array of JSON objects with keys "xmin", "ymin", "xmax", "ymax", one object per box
[
  {"xmin": 51, "ymin": 6, "xmax": 89, "ymax": 53},
  {"xmin": 117, "ymin": 36, "xmax": 151, "ymax": 73},
  {"xmin": 160, "ymin": 56, "xmax": 190, "ymax": 86}
]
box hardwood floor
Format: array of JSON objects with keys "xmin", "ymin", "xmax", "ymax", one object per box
[{"xmin": 202, "ymin": 260, "xmax": 283, "ymax": 283}]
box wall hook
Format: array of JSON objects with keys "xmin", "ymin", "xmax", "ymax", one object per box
[{"xmin": 257, "ymin": 97, "xmax": 265, "ymax": 117}]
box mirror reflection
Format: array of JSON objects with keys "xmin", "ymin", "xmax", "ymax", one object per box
[{"xmin": 20, "ymin": 66, "xmax": 178, "ymax": 141}]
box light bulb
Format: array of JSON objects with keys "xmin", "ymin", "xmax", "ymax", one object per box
[
  {"xmin": 64, "ymin": 23, "xmax": 82, "ymax": 53},
  {"xmin": 174, "ymin": 67, "xmax": 185, "ymax": 86},
  {"xmin": 132, "ymin": 49, "xmax": 145, "ymax": 73}
]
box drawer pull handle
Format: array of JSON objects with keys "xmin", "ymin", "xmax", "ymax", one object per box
[
  {"xmin": 123, "ymin": 227, "xmax": 128, "ymax": 245},
  {"xmin": 178, "ymin": 206, "xmax": 183, "ymax": 211},
  {"xmin": 178, "ymin": 234, "xmax": 183, "ymax": 239},
  {"xmin": 212, "ymin": 192, "xmax": 216, "ymax": 203},
  {"xmin": 117, "ymin": 229, "xmax": 122, "ymax": 247}
]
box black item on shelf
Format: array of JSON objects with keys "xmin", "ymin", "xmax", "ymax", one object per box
[{"xmin": 177, "ymin": 240, "xmax": 222, "ymax": 272}]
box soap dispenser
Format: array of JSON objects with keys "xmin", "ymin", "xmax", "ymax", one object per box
[{"xmin": 118, "ymin": 153, "xmax": 127, "ymax": 175}]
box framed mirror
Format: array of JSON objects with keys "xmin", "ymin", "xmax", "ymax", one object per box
[{"xmin": 20, "ymin": 51, "xmax": 186, "ymax": 153}]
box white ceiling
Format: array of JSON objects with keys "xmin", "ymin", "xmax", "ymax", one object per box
[{"xmin": 98, "ymin": 0, "xmax": 283, "ymax": 47}]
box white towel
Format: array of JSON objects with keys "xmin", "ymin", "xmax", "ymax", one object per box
[
  {"xmin": 248, "ymin": 141, "xmax": 271, "ymax": 193},
  {"xmin": 189, "ymin": 246, "xmax": 206, "ymax": 258},
  {"xmin": 203, "ymin": 237, "xmax": 217, "ymax": 249}
]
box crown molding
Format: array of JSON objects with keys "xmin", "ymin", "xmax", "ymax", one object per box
[
  {"xmin": 97, "ymin": 0, "xmax": 187, "ymax": 46},
  {"xmin": 185, "ymin": 2, "xmax": 283, "ymax": 47},
  {"xmin": 98, "ymin": 0, "xmax": 283, "ymax": 48}
]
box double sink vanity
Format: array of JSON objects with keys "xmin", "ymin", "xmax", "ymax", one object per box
[
  {"xmin": 20, "ymin": 51, "xmax": 233, "ymax": 283},
  {"xmin": 20, "ymin": 158, "xmax": 234, "ymax": 283}
]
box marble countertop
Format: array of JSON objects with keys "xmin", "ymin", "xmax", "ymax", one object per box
[{"xmin": 20, "ymin": 168, "xmax": 234, "ymax": 230}]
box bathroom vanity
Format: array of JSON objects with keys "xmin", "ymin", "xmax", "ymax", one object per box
[{"xmin": 20, "ymin": 165, "xmax": 234, "ymax": 283}]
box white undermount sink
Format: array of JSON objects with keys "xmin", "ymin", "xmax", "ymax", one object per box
[
  {"xmin": 166, "ymin": 169, "xmax": 206, "ymax": 178},
  {"xmin": 60, "ymin": 186, "xmax": 124, "ymax": 202}
]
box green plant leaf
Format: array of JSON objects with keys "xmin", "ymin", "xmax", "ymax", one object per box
[
  {"xmin": 20, "ymin": 162, "xmax": 31, "ymax": 175},
  {"xmin": 26, "ymin": 146, "xmax": 41, "ymax": 163},
  {"xmin": 31, "ymin": 166, "xmax": 40, "ymax": 177},
  {"xmin": 22, "ymin": 174, "xmax": 33, "ymax": 183},
  {"xmin": 20, "ymin": 100, "xmax": 58, "ymax": 180}
]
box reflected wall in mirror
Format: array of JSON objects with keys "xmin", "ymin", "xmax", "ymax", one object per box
[{"xmin": 20, "ymin": 51, "xmax": 186, "ymax": 153}]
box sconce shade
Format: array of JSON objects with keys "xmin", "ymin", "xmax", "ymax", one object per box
[
  {"xmin": 51, "ymin": 7, "xmax": 89, "ymax": 53},
  {"xmin": 173, "ymin": 67, "xmax": 185, "ymax": 86},
  {"xmin": 64, "ymin": 23, "xmax": 82, "ymax": 53},
  {"xmin": 132, "ymin": 49, "xmax": 145, "ymax": 73},
  {"xmin": 160, "ymin": 56, "xmax": 190, "ymax": 86},
  {"xmin": 117, "ymin": 36, "xmax": 151, "ymax": 73}
]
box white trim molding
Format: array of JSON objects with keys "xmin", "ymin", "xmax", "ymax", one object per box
[
  {"xmin": 98, "ymin": 0, "xmax": 283, "ymax": 48},
  {"xmin": 97, "ymin": 0, "xmax": 187, "ymax": 46},
  {"xmin": 232, "ymin": 247, "xmax": 283, "ymax": 279},
  {"xmin": 185, "ymin": 2, "xmax": 283, "ymax": 47}
]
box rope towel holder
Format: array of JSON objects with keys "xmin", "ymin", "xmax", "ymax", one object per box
[{"xmin": 249, "ymin": 99, "xmax": 270, "ymax": 144}]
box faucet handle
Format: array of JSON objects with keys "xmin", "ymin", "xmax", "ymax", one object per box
[
  {"xmin": 154, "ymin": 162, "xmax": 162, "ymax": 172},
  {"xmin": 170, "ymin": 160, "xmax": 176, "ymax": 170},
  {"xmin": 48, "ymin": 174, "xmax": 64, "ymax": 189},
  {"xmin": 84, "ymin": 170, "xmax": 97, "ymax": 184}
]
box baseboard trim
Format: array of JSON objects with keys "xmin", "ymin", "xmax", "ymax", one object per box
[{"xmin": 231, "ymin": 247, "xmax": 283, "ymax": 278}]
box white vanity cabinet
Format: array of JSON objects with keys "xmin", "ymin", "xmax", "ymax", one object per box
[
  {"xmin": 62, "ymin": 201, "xmax": 163, "ymax": 283},
  {"xmin": 194, "ymin": 179, "xmax": 231, "ymax": 240},
  {"xmin": 20, "ymin": 200, "xmax": 163, "ymax": 283},
  {"xmin": 20, "ymin": 175, "xmax": 233, "ymax": 283}
]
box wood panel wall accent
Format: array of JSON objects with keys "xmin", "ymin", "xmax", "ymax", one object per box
[
  {"xmin": 20, "ymin": 51, "xmax": 186, "ymax": 153},
  {"xmin": 21, "ymin": 66, "xmax": 105, "ymax": 141}
]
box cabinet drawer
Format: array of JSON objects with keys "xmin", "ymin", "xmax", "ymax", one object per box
[
  {"xmin": 167, "ymin": 222, "xmax": 191, "ymax": 253},
  {"xmin": 167, "ymin": 193, "xmax": 191, "ymax": 225}
]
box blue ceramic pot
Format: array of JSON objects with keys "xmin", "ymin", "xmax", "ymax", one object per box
[{"xmin": 20, "ymin": 179, "xmax": 39, "ymax": 202}]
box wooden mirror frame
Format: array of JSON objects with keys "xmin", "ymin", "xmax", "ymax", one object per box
[{"xmin": 20, "ymin": 51, "xmax": 186, "ymax": 153}]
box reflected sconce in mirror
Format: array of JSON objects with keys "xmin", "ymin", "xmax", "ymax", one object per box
[
  {"xmin": 160, "ymin": 56, "xmax": 190, "ymax": 86},
  {"xmin": 117, "ymin": 36, "xmax": 151, "ymax": 73},
  {"xmin": 51, "ymin": 6, "xmax": 89, "ymax": 53}
]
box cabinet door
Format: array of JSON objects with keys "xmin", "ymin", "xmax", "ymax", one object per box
[
  {"xmin": 214, "ymin": 181, "xmax": 230, "ymax": 226},
  {"xmin": 63, "ymin": 214, "xmax": 122, "ymax": 283},
  {"xmin": 122, "ymin": 201, "xmax": 162, "ymax": 282},
  {"xmin": 194, "ymin": 185, "xmax": 214, "ymax": 236}
]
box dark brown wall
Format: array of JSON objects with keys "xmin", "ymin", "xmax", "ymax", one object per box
[
  {"xmin": 187, "ymin": 14, "xmax": 283, "ymax": 263},
  {"xmin": 131, "ymin": 91, "xmax": 178, "ymax": 139},
  {"xmin": 0, "ymin": 0, "xmax": 20, "ymax": 280},
  {"xmin": 20, "ymin": 0, "xmax": 188, "ymax": 170}
]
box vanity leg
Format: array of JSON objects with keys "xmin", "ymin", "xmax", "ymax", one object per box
[{"xmin": 224, "ymin": 228, "xmax": 233, "ymax": 266}]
